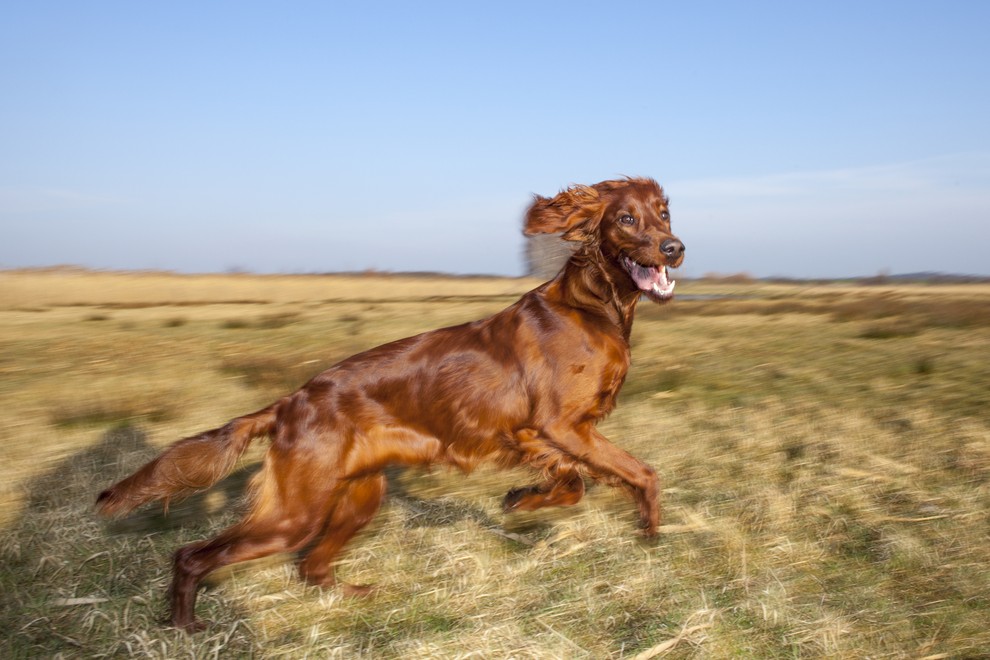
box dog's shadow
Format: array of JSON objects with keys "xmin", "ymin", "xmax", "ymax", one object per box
[
  {"xmin": 385, "ymin": 466, "xmax": 558, "ymax": 547},
  {"xmin": 2, "ymin": 423, "xmax": 263, "ymax": 652},
  {"xmin": 385, "ymin": 466, "xmax": 497, "ymax": 528}
]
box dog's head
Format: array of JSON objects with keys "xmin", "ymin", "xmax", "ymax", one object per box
[{"xmin": 524, "ymin": 177, "xmax": 685, "ymax": 302}]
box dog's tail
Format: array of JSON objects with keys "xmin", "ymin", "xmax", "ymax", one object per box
[{"xmin": 95, "ymin": 403, "xmax": 279, "ymax": 517}]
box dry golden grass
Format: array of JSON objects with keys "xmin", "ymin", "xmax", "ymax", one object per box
[{"xmin": 1, "ymin": 269, "xmax": 989, "ymax": 657}]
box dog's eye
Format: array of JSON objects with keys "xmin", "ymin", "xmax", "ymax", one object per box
[
  {"xmin": 618, "ymin": 214, "xmax": 635, "ymax": 226},
  {"xmin": 661, "ymin": 211, "xmax": 670, "ymax": 222}
]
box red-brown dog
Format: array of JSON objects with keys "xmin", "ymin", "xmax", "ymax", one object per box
[{"xmin": 97, "ymin": 177, "xmax": 685, "ymax": 631}]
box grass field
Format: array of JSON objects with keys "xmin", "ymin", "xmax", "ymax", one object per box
[{"xmin": 1, "ymin": 268, "xmax": 989, "ymax": 658}]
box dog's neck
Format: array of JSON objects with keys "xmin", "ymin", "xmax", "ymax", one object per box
[{"xmin": 549, "ymin": 244, "xmax": 641, "ymax": 341}]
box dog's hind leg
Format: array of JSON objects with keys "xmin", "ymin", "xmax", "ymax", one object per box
[
  {"xmin": 298, "ymin": 474, "xmax": 387, "ymax": 593},
  {"xmin": 169, "ymin": 512, "xmax": 327, "ymax": 631},
  {"xmin": 168, "ymin": 449, "xmax": 337, "ymax": 631}
]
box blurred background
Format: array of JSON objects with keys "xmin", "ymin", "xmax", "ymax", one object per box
[{"xmin": 2, "ymin": 2, "xmax": 989, "ymax": 279}]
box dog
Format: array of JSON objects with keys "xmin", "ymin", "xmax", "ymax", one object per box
[{"xmin": 96, "ymin": 177, "xmax": 685, "ymax": 631}]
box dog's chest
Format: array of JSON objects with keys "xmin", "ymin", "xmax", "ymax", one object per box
[{"xmin": 559, "ymin": 328, "xmax": 630, "ymax": 420}]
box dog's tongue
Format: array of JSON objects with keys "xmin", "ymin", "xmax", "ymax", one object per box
[
  {"xmin": 633, "ymin": 262, "xmax": 674, "ymax": 293},
  {"xmin": 630, "ymin": 264, "xmax": 661, "ymax": 290},
  {"xmin": 622, "ymin": 256, "xmax": 676, "ymax": 298}
]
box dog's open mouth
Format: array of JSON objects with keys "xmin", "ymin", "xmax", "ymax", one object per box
[{"xmin": 621, "ymin": 255, "xmax": 676, "ymax": 301}]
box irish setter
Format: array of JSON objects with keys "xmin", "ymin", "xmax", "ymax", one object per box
[{"xmin": 96, "ymin": 177, "xmax": 685, "ymax": 631}]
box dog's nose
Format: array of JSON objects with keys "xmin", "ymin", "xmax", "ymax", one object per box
[{"xmin": 661, "ymin": 238, "xmax": 685, "ymax": 259}]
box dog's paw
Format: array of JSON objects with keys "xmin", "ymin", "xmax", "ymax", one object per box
[{"xmin": 501, "ymin": 487, "xmax": 530, "ymax": 512}]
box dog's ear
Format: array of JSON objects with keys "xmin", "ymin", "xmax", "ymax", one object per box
[{"xmin": 523, "ymin": 184, "xmax": 606, "ymax": 242}]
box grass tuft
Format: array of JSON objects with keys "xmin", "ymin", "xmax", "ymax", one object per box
[
  {"xmin": 858, "ymin": 321, "xmax": 919, "ymax": 339},
  {"xmin": 218, "ymin": 354, "xmax": 335, "ymax": 395},
  {"xmin": 50, "ymin": 399, "xmax": 177, "ymax": 428}
]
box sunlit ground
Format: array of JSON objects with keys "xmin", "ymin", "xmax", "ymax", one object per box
[{"xmin": 1, "ymin": 269, "xmax": 989, "ymax": 657}]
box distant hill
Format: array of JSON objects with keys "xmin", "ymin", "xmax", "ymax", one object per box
[
  {"xmin": 854, "ymin": 272, "xmax": 990, "ymax": 285},
  {"xmin": 699, "ymin": 271, "xmax": 990, "ymax": 285}
]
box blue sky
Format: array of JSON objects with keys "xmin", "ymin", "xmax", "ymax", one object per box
[{"xmin": 2, "ymin": 1, "xmax": 989, "ymax": 277}]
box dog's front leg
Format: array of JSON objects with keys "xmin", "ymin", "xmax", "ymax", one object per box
[{"xmin": 548, "ymin": 423, "xmax": 660, "ymax": 535}]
